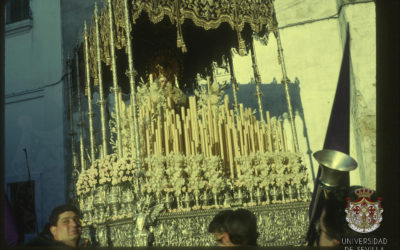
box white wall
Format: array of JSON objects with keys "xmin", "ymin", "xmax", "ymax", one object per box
[
  {"xmin": 230, "ymin": 0, "xmax": 376, "ymax": 189},
  {"xmin": 5, "ymin": 0, "xmax": 66, "ymax": 238},
  {"xmin": 6, "ymin": 0, "xmax": 63, "ymax": 93},
  {"xmin": 342, "ymin": 2, "xmax": 376, "ymax": 189}
]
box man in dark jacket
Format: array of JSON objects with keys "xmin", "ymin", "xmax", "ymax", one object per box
[{"xmin": 26, "ymin": 204, "xmax": 83, "ymax": 247}]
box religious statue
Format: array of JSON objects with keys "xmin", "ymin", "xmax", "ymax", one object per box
[
  {"xmin": 152, "ymin": 64, "xmax": 187, "ymax": 107},
  {"xmin": 133, "ymin": 200, "xmax": 165, "ymax": 246},
  {"xmin": 154, "ymin": 64, "xmax": 169, "ymax": 88}
]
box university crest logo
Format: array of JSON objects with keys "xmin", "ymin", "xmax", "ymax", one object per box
[{"xmin": 345, "ymin": 188, "xmax": 383, "ymax": 233}]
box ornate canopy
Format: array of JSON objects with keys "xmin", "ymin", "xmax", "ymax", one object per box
[
  {"xmin": 94, "ymin": 0, "xmax": 276, "ymax": 60},
  {"xmin": 84, "ymin": 0, "xmax": 277, "ymax": 90},
  {"xmin": 129, "ymin": 0, "xmax": 276, "ymax": 54}
]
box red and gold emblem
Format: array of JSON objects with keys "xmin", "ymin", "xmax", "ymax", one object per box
[{"xmin": 345, "ymin": 188, "xmax": 383, "ymax": 233}]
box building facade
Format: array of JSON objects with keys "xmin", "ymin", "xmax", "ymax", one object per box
[{"xmin": 5, "ymin": 0, "xmax": 65, "ymax": 242}]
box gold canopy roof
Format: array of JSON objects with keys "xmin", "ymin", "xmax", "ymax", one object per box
[
  {"xmin": 130, "ymin": 0, "xmax": 275, "ymax": 32},
  {"xmin": 129, "ymin": 0, "xmax": 276, "ymax": 54}
]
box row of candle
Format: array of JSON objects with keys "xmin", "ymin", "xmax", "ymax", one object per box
[{"xmin": 114, "ymin": 82, "xmax": 294, "ymax": 179}]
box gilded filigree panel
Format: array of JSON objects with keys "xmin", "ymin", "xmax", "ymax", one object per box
[{"xmin": 82, "ymin": 202, "xmax": 309, "ymax": 247}]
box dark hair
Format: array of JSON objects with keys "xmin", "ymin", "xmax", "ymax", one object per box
[
  {"xmin": 322, "ymin": 186, "xmax": 379, "ymax": 241},
  {"xmin": 209, "ymin": 209, "xmax": 259, "ymax": 246},
  {"xmin": 208, "ymin": 210, "xmax": 234, "ymax": 233},
  {"xmin": 49, "ymin": 204, "xmax": 80, "ymax": 227}
]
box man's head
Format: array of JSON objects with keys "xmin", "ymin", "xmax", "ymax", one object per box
[
  {"xmin": 209, "ymin": 209, "xmax": 258, "ymax": 246},
  {"xmin": 48, "ymin": 204, "xmax": 82, "ymax": 247},
  {"xmin": 317, "ymin": 198, "xmax": 345, "ymax": 246},
  {"xmin": 209, "ymin": 210, "xmax": 234, "ymax": 246}
]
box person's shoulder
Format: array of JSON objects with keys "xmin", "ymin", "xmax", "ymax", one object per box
[{"xmin": 25, "ymin": 236, "xmax": 65, "ymax": 247}]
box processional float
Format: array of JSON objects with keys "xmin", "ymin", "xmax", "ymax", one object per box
[{"xmin": 67, "ymin": 0, "xmax": 311, "ymax": 246}]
